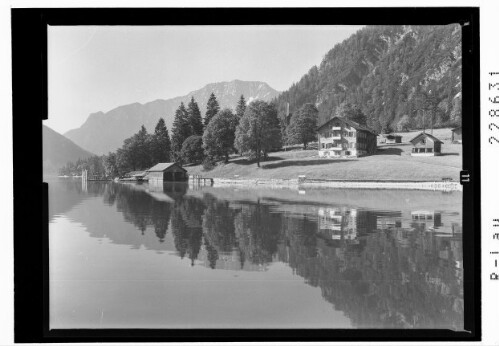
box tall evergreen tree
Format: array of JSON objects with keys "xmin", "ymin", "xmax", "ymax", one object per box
[
  {"xmin": 235, "ymin": 95, "xmax": 246, "ymax": 122},
  {"xmin": 187, "ymin": 97, "xmax": 204, "ymax": 136},
  {"xmin": 133, "ymin": 125, "xmax": 152, "ymax": 170},
  {"xmin": 204, "ymin": 92, "xmax": 220, "ymax": 127},
  {"xmin": 151, "ymin": 118, "xmax": 171, "ymax": 163},
  {"xmin": 171, "ymin": 102, "xmax": 191, "ymax": 163}
]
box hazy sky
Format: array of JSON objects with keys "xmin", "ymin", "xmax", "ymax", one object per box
[{"xmin": 46, "ymin": 25, "xmax": 363, "ymax": 134}]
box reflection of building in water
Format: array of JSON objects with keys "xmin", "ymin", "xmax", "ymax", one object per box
[
  {"xmin": 411, "ymin": 210, "xmax": 442, "ymax": 230},
  {"xmin": 409, "ymin": 210, "xmax": 462, "ymax": 235},
  {"xmin": 318, "ymin": 207, "xmax": 358, "ymax": 242},
  {"xmin": 197, "ymin": 247, "xmax": 268, "ymax": 272},
  {"xmin": 317, "ymin": 207, "xmax": 386, "ymax": 242},
  {"xmin": 376, "ymin": 211, "xmax": 402, "ymax": 230}
]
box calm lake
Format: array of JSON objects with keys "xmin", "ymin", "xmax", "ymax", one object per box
[{"xmin": 48, "ymin": 179, "xmax": 464, "ymax": 329}]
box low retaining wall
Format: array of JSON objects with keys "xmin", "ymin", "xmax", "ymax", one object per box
[
  {"xmin": 213, "ymin": 178, "xmax": 299, "ymax": 189},
  {"xmin": 300, "ymin": 179, "xmax": 462, "ymax": 191},
  {"xmin": 213, "ymin": 177, "xmax": 462, "ymax": 192}
]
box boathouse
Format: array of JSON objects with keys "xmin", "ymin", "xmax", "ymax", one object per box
[
  {"xmin": 146, "ymin": 162, "xmax": 188, "ymax": 182},
  {"xmin": 451, "ymin": 126, "xmax": 462, "ymax": 143},
  {"xmin": 409, "ymin": 132, "xmax": 443, "ymax": 156},
  {"xmin": 316, "ymin": 116, "xmax": 377, "ymax": 157}
]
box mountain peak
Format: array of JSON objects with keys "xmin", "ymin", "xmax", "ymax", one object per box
[{"xmin": 64, "ymin": 80, "xmax": 279, "ymax": 155}]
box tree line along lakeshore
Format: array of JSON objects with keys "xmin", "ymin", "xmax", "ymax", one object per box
[
  {"xmin": 58, "ymin": 89, "xmax": 461, "ymax": 183},
  {"xmin": 59, "ymin": 92, "xmax": 311, "ymax": 178}
]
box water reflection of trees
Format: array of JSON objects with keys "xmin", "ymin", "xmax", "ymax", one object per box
[
  {"xmin": 102, "ymin": 183, "xmax": 173, "ymax": 243},
  {"xmin": 94, "ymin": 183, "xmax": 464, "ymax": 329}
]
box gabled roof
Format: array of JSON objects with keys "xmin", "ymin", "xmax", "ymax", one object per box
[
  {"xmin": 409, "ymin": 132, "xmax": 443, "ymax": 145},
  {"xmin": 316, "ymin": 116, "xmax": 377, "ymax": 135},
  {"xmin": 147, "ymin": 162, "xmax": 186, "ymax": 172}
]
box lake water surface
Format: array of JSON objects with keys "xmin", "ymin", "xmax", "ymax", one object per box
[{"xmin": 48, "ymin": 179, "xmax": 464, "ymax": 329}]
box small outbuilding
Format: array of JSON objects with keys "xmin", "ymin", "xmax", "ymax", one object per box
[
  {"xmin": 146, "ymin": 162, "xmax": 188, "ymax": 182},
  {"xmin": 409, "ymin": 132, "xmax": 443, "ymax": 156},
  {"xmin": 451, "ymin": 126, "xmax": 462, "ymax": 143},
  {"xmin": 383, "ymin": 134, "xmax": 402, "ymax": 144}
]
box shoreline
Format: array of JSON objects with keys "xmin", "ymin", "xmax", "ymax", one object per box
[
  {"xmin": 46, "ymin": 175, "xmax": 462, "ymax": 192},
  {"xmin": 211, "ymin": 177, "xmax": 462, "ymax": 192}
]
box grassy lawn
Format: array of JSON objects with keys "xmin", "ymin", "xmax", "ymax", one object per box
[{"xmin": 185, "ymin": 128, "xmax": 462, "ymax": 181}]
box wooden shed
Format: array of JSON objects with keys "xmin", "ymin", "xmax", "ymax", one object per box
[
  {"xmin": 451, "ymin": 126, "xmax": 462, "ymax": 143},
  {"xmin": 409, "ymin": 132, "xmax": 443, "ymax": 156},
  {"xmin": 146, "ymin": 162, "xmax": 188, "ymax": 182},
  {"xmin": 383, "ymin": 134, "xmax": 402, "ymax": 144}
]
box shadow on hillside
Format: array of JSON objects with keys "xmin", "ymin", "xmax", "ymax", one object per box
[
  {"xmin": 262, "ymin": 159, "xmax": 354, "ymax": 169},
  {"xmin": 374, "ymin": 147, "xmax": 404, "ymax": 156},
  {"xmin": 230, "ymin": 156, "xmax": 285, "ymax": 165}
]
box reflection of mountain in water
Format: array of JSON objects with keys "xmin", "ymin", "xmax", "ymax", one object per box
[
  {"xmin": 52, "ymin": 181, "xmax": 463, "ymax": 329},
  {"xmin": 47, "ymin": 179, "xmax": 109, "ymax": 221}
]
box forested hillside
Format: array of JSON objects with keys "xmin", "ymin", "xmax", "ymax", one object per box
[
  {"xmin": 275, "ymin": 25, "xmax": 462, "ymax": 133},
  {"xmin": 43, "ymin": 125, "xmax": 94, "ymax": 175}
]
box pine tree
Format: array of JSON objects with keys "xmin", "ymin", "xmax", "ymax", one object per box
[
  {"xmin": 151, "ymin": 118, "xmax": 171, "ymax": 163},
  {"xmin": 134, "ymin": 125, "xmax": 152, "ymax": 170},
  {"xmin": 187, "ymin": 97, "xmax": 204, "ymax": 136},
  {"xmin": 235, "ymin": 95, "xmax": 246, "ymax": 122},
  {"xmin": 204, "ymin": 92, "xmax": 220, "ymax": 127},
  {"xmin": 171, "ymin": 102, "xmax": 191, "ymax": 163}
]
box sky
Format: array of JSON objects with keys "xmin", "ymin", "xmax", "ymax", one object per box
[{"xmin": 46, "ymin": 25, "xmax": 363, "ymax": 134}]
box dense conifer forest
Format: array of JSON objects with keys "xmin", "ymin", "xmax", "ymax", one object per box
[{"xmin": 275, "ymin": 25, "xmax": 462, "ymax": 133}]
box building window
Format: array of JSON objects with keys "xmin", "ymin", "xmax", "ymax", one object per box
[
  {"xmin": 321, "ymin": 143, "xmax": 325, "ymax": 149},
  {"xmin": 421, "ymin": 139, "xmax": 426, "ymax": 144}
]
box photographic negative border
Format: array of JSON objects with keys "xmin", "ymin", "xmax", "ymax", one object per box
[{"xmin": 12, "ymin": 7, "xmax": 480, "ymax": 342}]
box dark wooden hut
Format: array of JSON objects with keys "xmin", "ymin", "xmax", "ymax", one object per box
[
  {"xmin": 383, "ymin": 134, "xmax": 402, "ymax": 144},
  {"xmin": 146, "ymin": 163, "xmax": 188, "ymax": 182}
]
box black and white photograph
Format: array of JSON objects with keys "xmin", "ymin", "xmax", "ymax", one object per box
[
  {"xmin": 7, "ymin": 4, "xmax": 492, "ymax": 344},
  {"xmin": 43, "ymin": 23, "xmax": 468, "ymax": 330}
]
